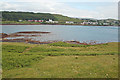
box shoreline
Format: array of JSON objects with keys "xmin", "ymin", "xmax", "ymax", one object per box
[
  {"xmin": 1, "ymin": 24, "xmax": 118, "ymax": 26},
  {"xmin": 1, "ymin": 38, "xmax": 116, "ymax": 45}
]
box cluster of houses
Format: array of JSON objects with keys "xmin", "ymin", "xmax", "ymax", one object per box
[
  {"xmin": 19, "ymin": 19, "xmax": 74, "ymax": 24},
  {"xmin": 81, "ymin": 21, "xmax": 98, "ymax": 25},
  {"xmin": 20, "ymin": 19, "xmax": 59, "ymax": 23},
  {"xmin": 18, "ymin": 19, "xmax": 118, "ymax": 26},
  {"xmin": 80, "ymin": 20, "xmax": 119, "ymax": 26},
  {"xmin": 80, "ymin": 21, "xmax": 111, "ymax": 25},
  {"xmin": 28, "ymin": 20, "xmax": 44, "ymax": 22},
  {"xmin": 27, "ymin": 19, "xmax": 59, "ymax": 23}
]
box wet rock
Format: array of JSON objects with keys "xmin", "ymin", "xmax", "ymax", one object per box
[{"xmin": 0, "ymin": 33, "xmax": 8, "ymax": 38}]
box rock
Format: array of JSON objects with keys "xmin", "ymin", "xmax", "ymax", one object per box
[{"xmin": 0, "ymin": 33, "xmax": 8, "ymax": 38}]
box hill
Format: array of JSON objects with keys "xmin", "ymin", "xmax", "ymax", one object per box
[
  {"xmin": 2, "ymin": 11, "xmax": 82, "ymax": 22},
  {"xmin": 1, "ymin": 11, "xmax": 119, "ymax": 26},
  {"xmin": 2, "ymin": 11, "xmax": 58, "ymax": 21}
]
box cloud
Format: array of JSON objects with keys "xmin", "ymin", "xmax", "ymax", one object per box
[
  {"xmin": 0, "ymin": 1, "xmax": 118, "ymax": 19},
  {"xmin": 0, "ymin": 2, "xmax": 19, "ymax": 10},
  {"xmin": 1, "ymin": 0, "xmax": 119, "ymax": 2},
  {"xmin": 95, "ymin": 5, "xmax": 118, "ymax": 19}
]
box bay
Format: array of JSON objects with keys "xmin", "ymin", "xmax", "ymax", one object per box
[{"xmin": 2, "ymin": 25, "xmax": 118, "ymax": 43}]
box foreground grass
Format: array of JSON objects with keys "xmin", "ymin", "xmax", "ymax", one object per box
[
  {"xmin": 3, "ymin": 55, "xmax": 118, "ymax": 78},
  {"xmin": 2, "ymin": 42, "xmax": 119, "ymax": 78}
]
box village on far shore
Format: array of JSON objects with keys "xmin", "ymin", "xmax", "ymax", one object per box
[
  {"xmin": 18, "ymin": 18, "xmax": 119, "ymax": 26},
  {"xmin": 2, "ymin": 11, "xmax": 119, "ymax": 26}
]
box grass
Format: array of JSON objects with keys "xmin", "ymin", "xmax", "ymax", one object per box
[
  {"xmin": 49, "ymin": 41, "xmax": 89, "ymax": 47},
  {"xmin": 2, "ymin": 43, "xmax": 44, "ymax": 70},
  {"xmin": 2, "ymin": 42, "xmax": 119, "ymax": 78},
  {"xmin": 3, "ymin": 56, "xmax": 118, "ymax": 78},
  {"xmin": 26, "ymin": 41, "xmax": 118, "ymax": 56}
]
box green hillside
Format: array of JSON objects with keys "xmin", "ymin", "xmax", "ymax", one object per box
[
  {"xmin": 2, "ymin": 11, "xmax": 82, "ymax": 23},
  {"xmin": 2, "ymin": 11, "xmax": 58, "ymax": 21},
  {"xmin": 2, "ymin": 11, "xmax": 119, "ymax": 26},
  {"xmin": 53, "ymin": 14, "xmax": 82, "ymax": 23}
]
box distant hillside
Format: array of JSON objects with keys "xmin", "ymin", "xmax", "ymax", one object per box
[
  {"xmin": 53, "ymin": 14, "xmax": 82, "ymax": 23},
  {"xmin": 1, "ymin": 11, "xmax": 119, "ymax": 26},
  {"xmin": 2, "ymin": 11, "xmax": 82, "ymax": 22},
  {"xmin": 2, "ymin": 11, "xmax": 57, "ymax": 21}
]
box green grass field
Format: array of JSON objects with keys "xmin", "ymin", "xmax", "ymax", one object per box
[{"xmin": 2, "ymin": 42, "xmax": 119, "ymax": 78}]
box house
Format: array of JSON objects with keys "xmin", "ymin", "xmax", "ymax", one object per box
[
  {"xmin": 28, "ymin": 20, "xmax": 44, "ymax": 22},
  {"xmin": 19, "ymin": 20, "xmax": 23, "ymax": 22},
  {"xmin": 38, "ymin": 20, "xmax": 44, "ymax": 22},
  {"xmin": 46, "ymin": 19, "xmax": 58, "ymax": 23},
  {"xmin": 34, "ymin": 20, "xmax": 38, "ymax": 22},
  {"xmin": 66, "ymin": 21, "xmax": 74, "ymax": 24},
  {"xmin": 81, "ymin": 21, "xmax": 91, "ymax": 25},
  {"xmin": 81, "ymin": 21, "xmax": 89, "ymax": 25},
  {"xmin": 81, "ymin": 21, "xmax": 98, "ymax": 25},
  {"xmin": 28, "ymin": 20, "xmax": 34, "ymax": 22},
  {"xmin": 91, "ymin": 22, "xmax": 98, "ymax": 25},
  {"xmin": 103, "ymin": 23, "xmax": 109, "ymax": 25}
]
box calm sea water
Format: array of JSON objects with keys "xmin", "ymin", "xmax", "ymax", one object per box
[{"xmin": 2, "ymin": 25, "xmax": 118, "ymax": 43}]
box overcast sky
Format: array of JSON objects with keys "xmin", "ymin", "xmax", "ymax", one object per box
[{"xmin": 0, "ymin": 0, "xmax": 119, "ymax": 19}]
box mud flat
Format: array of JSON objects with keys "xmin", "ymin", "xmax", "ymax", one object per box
[
  {"xmin": 0, "ymin": 31, "xmax": 51, "ymax": 40},
  {"xmin": 6, "ymin": 34, "xmax": 41, "ymax": 37},
  {"xmin": 1, "ymin": 31, "xmax": 57, "ymax": 44},
  {"xmin": 0, "ymin": 31, "xmax": 103, "ymax": 45},
  {"xmin": 0, "ymin": 31, "xmax": 50, "ymax": 38},
  {"xmin": 2, "ymin": 38, "xmax": 28, "ymax": 42},
  {"xmin": 2, "ymin": 38, "xmax": 100, "ymax": 45},
  {"xmin": 15, "ymin": 31, "xmax": 51, "ymax": 34},
  {"xmin": 2, "ymin": 38, "xmax": 60, "ymax": 44},
  {"xmin": 0, "ymin": 33, "xmax": 8, "ymax": 38}
]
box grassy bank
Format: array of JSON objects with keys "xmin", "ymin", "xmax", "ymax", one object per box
[{"xmin": 2, "ymin": 42, "xmax": 119, "ymax": 78}]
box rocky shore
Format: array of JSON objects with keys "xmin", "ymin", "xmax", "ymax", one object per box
[{"xmin": 0, "ymin": 31, "xmax": 102, "ymax": 45}]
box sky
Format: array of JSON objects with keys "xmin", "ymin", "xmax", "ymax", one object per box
[{"xmin": 0, "ymin": 0, "xmax": 119, "ymax": 19}]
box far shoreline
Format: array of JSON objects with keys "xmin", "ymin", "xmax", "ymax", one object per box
[{"xmin": 1, "ymin": 24, "xmax": 119, "ymax": 27}]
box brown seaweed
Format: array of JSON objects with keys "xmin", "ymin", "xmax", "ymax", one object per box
[{"xmin": 15, "ymin": 31, "xmax": 51, "ymax": 34}]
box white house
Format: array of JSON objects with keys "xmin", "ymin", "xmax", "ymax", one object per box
[
  {"xmin": 103, "ymin": 23, "xmax": 109, "ymax": 25},
  {"xmin": 46, "ymin": 19, "xmax": 58, "ymax": 23},
  {"xmin": 91, "ymin": 22, "xmax": 98, "ymax": 25},
  {"xmin": 66, "ymin": 21, "xmax": 74, "ymax": 24},
  {"xmin": 19, "ymin": 20, "xmax": 23, "ymax": 22},
  {"xmin": 81, "ymin": 21, "xmax": 98, "ymax": 25}
]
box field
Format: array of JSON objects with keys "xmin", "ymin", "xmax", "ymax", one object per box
[{"xmin": 2, "ymin": 42, "xmax": 119, "ymax": 78}]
